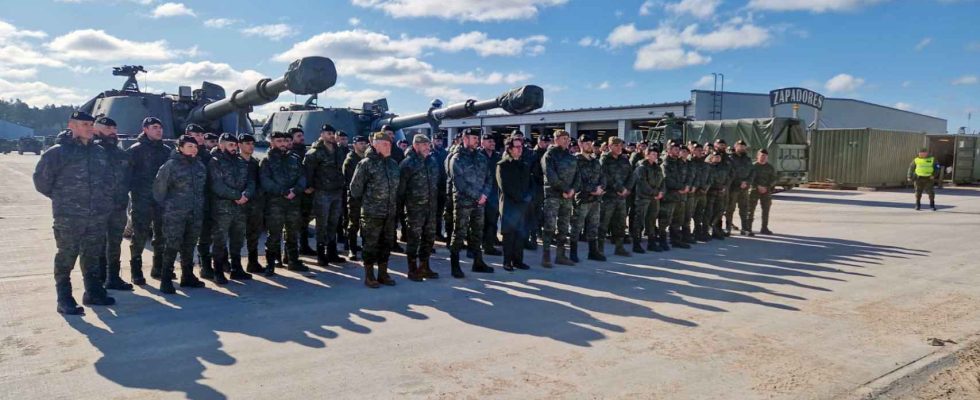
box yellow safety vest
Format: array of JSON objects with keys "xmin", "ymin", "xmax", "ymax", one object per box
[{"xmin": 914, "ymin": 157, "xmax": 934, "ymax": 177}]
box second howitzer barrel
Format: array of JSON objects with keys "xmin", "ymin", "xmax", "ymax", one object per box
[{"xmin": 376, "ymin": 85, "xmax": 544, "ymax": 131}]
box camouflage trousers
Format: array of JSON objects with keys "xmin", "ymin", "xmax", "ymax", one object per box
[
  {"xmin": 599, "ymin": 196, "xmax": 628, "ymax": 240},
  {"xmin": 197, "ymin": 200, "xmax": 213, "ymax": 268},
  {"xmin": 707, "ymin": 188, "xmax": 729, "ymax": 233},
  {"xmin": 657, "ymin": 201, "xmax": 676, "ymax": 239},
  {"xmin": 244, "ymin": 199, "xmax": 265, "ymax": 258},
  {"xmin": 685, "ymin": 192, "xmax": 708, "ymax": 235},
  {"xmin": 914, "ymin": 176, "xmax": 935, "ymax": 202},
  {"xmin": 212, "ymin": 208, "xmax": 246, "ymax": 266},
  {"xmin": 346, "ymin": 198, "xmax": 362, "ymax": 248},
  {"xmin": 265, "ymin": 197, "xmax": 302, "ymax": 257},
  {"xmin": 671, "ymin": 195, "xmax": 688, "ymax": 233},
  {"xmin": 129, "ymin": 198, "xmax": 164, "ymax": 265},
  {"xmin": 726, "ymin": 185, "xmax": 750, "ymax": 227},
  {"xmin": 630, "ymin": 198, "xmax": 660, "ymax": 240},
  {"xmin": 572, "ymin": 200, "xmax": 601, "ymax": 242},
  {"xmin": 542, "ymin": 196, "xmax": 573, "ymax": 248},
  {"xmin": 98, "ymin": 206, "xmax": 128, "ymax": 283},
  {"xmin": 162, "ymin": 208, "xmax": 203, "ymax": 277},
  {"xmin": 450, "ymin": 202, "xmax": 485, "ymax": 253},
  {"xmin": 361, "ymin": 215, "xmax": 396, "ymax": 264},
  {"xmin": 53, "ymin": 215, "xmax": 108, "ymax": 302},
  {"xmin": 405, "ymin": 205, "xmax": 437, "ymax": 259},
  {"xmin": 749, "ymin": 191, "xmax": 772, "ymax": 229},
  {"xmin": 313, "ymin": 190, "xmax": 343, "ymax": 245},
  {"xmin": 443, "ymin": 189, "xmax": 454, "ymax": 241}
]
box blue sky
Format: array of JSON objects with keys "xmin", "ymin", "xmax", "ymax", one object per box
[{"xmin": 0, "ymin": 0, "xmax": 977, "ymax": 132}]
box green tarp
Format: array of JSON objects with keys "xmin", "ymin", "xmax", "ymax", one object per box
[{"xmin": 684, "ymin": 118, "xmax": 806, "ymax": 151}]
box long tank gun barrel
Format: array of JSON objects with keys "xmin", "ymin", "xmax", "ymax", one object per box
[
  {"xmin": 188, "ymin": 56, "xmax": 336, "ymax": 123},
  {"xmin": 376, "ymin": 85, "xmax": 544, "ymax": 131}
]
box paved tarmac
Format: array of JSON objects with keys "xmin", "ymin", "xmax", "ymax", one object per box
[{"xmin": 1, "ymin": 154, "xmax": 978, "ymax": 400}]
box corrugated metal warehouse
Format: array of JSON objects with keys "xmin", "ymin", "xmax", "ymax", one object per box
[{"xmin": 0, "ymin": 119, "xmax": 34, "ymax": 140}]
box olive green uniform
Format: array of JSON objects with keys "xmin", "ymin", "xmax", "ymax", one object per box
[{"xmin": 749, "ymin": 162, "xmax": 777, "ymax": 233}]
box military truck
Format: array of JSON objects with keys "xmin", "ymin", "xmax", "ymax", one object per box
[{"xmin": 17, "ymin": 136, "xmax": 43, "ymax": 155}]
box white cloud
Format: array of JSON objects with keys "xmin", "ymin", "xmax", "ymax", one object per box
[
  {"xmin": 151, "ymin": 2, "xmax": 196, "ymax": 18},
  {"xmin": 747, "ymin": 0, "xmax": 886, "ymax": 13},
  {"xmin": 824, "ymin": 73, "xmax": 865, "ymax": 93},
  {"xmin": 0, "ymin": 67, "xmax": 38, "ymax": 79},
  {"xmin": 274, "ymin": 29, "xmax": 546, "ymax": 61},
  {"xmin": 578, "ymin": 37, "xmax": 597, "ymax": 47},
  {"xmin": 595, "ymin": 81, "xmax": 610, "ymax": 90},
  {"xmin": 914, "ymin": 37, "xmax": 932, "ymax": 51},
  {"xmin": 423, "ymin": 86, "xmax": 473, "ymax": 103},
  {"xmin": 241, "ymin": 24, "xmax": 299, "ymax": 41},
  {"xmin": 144, "ymin": 61, "xmax": 267, "ymax": 91},
  {"xmin": 894, "ymin": 102, "xmax": 913, "ymax": 111},
  {"xmin": 639, "ymin": 0, "xmax": 656, "ymax": 15},
  {"xmin": 666, "ymin": 0, "xmax": 722, "ymax": 19},
  {"xmin": 204, "ymin": 18, "xmax": 239, "ymax": 28},
  {"xmin": 45, "ymin": 29, "xmax": 197, "ymax": 61},
  {"xmin": 0, "ymin": 78, "xmax": 87, "ymax": 106},
  {"xmin": 902, "ymin": 80, "xmax": 912, "ymax": 88},
  {"xmin": 0, "ymin": 20, "xmax": 63, "ymax": 68},
  {"xmin": 442, "ymin": 31, "xmax": 547, "ymax": 57},
  {"xmin": 0, "ymin": 20, "xmax": 47, "ymax": 41},
  {"xmin": 608, "ymin": 21, "xmax": 768, "ymax": 70},
  {"xmin": 624, "ymin": 81, "xmax": 636, "ymax": 88},
  {"xmin": 348, "ymin": 17, "xmax": 361, "ymax": 26},
  {"xmin": 694, "ymin": 75, "xmax": 714, "ymax": 88},
  {"xmin": 952, "ymin": 75, "xmax": 978, "ymax": 85},
  {"xmin": 680, "ymin": 23, "xmax": 770, "ymax": 51},
  {"xmin": 351, "ymin": 0, "xmax": 567, "ymax": 22},
  {"xmin": 635, "ymin": 45, "xmax": 710, "ymax": 70},
  {"xmin": 607, "ymin": 24, "xmax": 662, "ymax": 48}
]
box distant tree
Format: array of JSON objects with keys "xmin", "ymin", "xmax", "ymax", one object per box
[{"xmin": 0, "ymin": 98, "xmax": 76, "ymax": 136}]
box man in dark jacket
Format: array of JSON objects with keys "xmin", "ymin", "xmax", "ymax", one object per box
[
  {"xmin": 185, "ymin": 124, "xmax": 219, "ymax": 280},
  {"xmin": 497, "ymin": 134, "xmax": 531, "ymax": 271},
  {"xmin": 349, "ymin": 132, "xmax": 401, "ymax": 288},
  {"xmin": 261, "ymin": 131, "xmax": 308, "ymax": 275},
  {"xmin": 153, "ymin": 135, "xmax": 208, "ymax": 294},
  {"xmin": 571, "ymin": 133, "xmax": 606, "ymax": 262},
  {"xmin": 34, "ymin": 111, "xmax": 114, "ymax": 314},
  {"xmin": 93, "ymin": 117, "xmax": 134, "ymax": 291},
  {"xmin": 343, "ymin": 136, "xmax": 369, "ymax": 261},
  {"xmin": 304, "ymin": 124, "xmax": 347, "ymax": 266},
  {"xmin": 432, "ymin": 132, "xmax": 450, "ymax": 242},
  {"xmin": 239, "ymin": 134, "xmax": 266, "ymax": 273},
  {"xmin": 662, "ymin": 142, "xmax": 691, "ymax": 250},
  {"xmin": 726, "ymin": 139, "xmax": 754, "ymax": 235},
  {"xmin": 126, "ymin": 117, "xmax": 172, "ymax": 285},
  {"xmin": 480, "ymin": 133, "xmax": 502, "ymax": 255},
  {"xmin": 397, "ymin": 134, "xmax": 441, "ymax": 281},
  {"xmin": 599, "ymin": 137, "xmax": 634, "ymax": 257},
  {"xmin": 525, "ymin": 133, "xmax": 550, "ymax": 250},
  {"xmin": 631, "ymin": 147, "xmax": 664, "ymax": 254},
  {"xmin": 209, "ymin": 133, "xmax": 256, "ymax": 283},
  {"xmin": 448, "ymin": 129, "xmax": 494, "ymax": 278},
  {"xmin": 749, "ymin": 149, "xmax": 777, "ymax": 235},
  {"xmin": 541, "ymin": 129, "xmax": 578, "ymax": 267},
  {"xmin": 289, "ymin": 127, "xmax": 316, "ymax": 257}
]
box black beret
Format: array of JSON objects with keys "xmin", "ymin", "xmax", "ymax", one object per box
[
  {"xmin": 70, "ymin": 111, "xmax": 95, "ymax": 122},
  {"xmin": 380, "ymin": 124, "xmax": 394, "ymax": 132},
  {"xmin": 735, "ymin": 139, "xmax": 747, "ymax": 145},
  {"xmin": 669, "ymin": 142, "xmax": 681, "ymax": 148},
  {"xmin": 481, "ymin": 133, "xmax": 494, "ymax": 140},
  {"xmin": 177, "ymin": 135, "xmax": 197, "ymax": 146},
  {"xmin": 758, "ymin": 148, "xmax": 769, "ymax": 155},
  {"xmin": 626, "ymin": 142, "xmax": 636, "ymax": 147},
  {"xmin": 679, "ymin": 146, "xmax": 690, "ymax": 152},
  {"xmin": 353, "ymin": 136, "xmax": 369, "ymax": 144},
  {"xmin": 639, "ymin": 140, "xmax": 650, "ymax": 146},
  {"xmin": 238, "ymin": 133, "xmax": 256, "ymax": 143},
  {"xmin": 453, "ymin": 132, "xmax": 463, "ymax": 140},
  {"xmin": 540, "ymin": 134, "xmax": 553, "ymax": 141},
  {"xmin": 219, "ymin": 133, "xmax": 238, "ymax": 143},
  {"xmin": 569, "ymin": 139, "xmax": 578, "ymax": 146},
  {"xmin": 204, "ymin": 133, "xmax": 219, "ymax": 141},
  {"xmin": 578, "ymin": 133, "xmax": 597, "ymax": 143},
  {"xmin": 95, "ymin": 116, "xmax": 116, "ymax": 126},
  {"xmin": 270, "ymin": 131, "xmax": 291, "ymax": 139},
  {"xmin": 691, "ymin": 143, "xmax": 703, "ymax": 149},
  {"xmin": 714, "ymin": 138, "xmax": 727, "ymax": 145},
  {"xmin": 397, "ymin": 139, "xmax": 409, "ymax": 145},
  {"xmin": 288, "ymin": 127, "xmax": 304, "ymax": 135},
  {"xmin": 320, "ymin": 124, "xmax": 336, "ymax": 132},
  {"xmin": 338, "ymin": 131, "xmax": 348, "ymax": 137},
  {"xmin": 510, "ymin": 129, "xmax": 524, "ymax": 137},
  {"xmin": 463, "ymin": 128, "xmax": 480, "ymax": 137},
  {"xmin": 142, "ymin": 116, "xmax": 162, "ymax": 127},
  {"xmin": 185, "ymin": 123, "xmax": 205, "ymax": 134},
  {"xmin": 435, "ymin": 132, "xmax": 448, "ymax": 140}
]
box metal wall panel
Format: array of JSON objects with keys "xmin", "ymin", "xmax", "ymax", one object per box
[
  {"xmin": 866, "ymin": 129, "xmax": 927, "ymax": 187},
  {"xmin": 953, "ymin": 136, "xmax": 976, "ymax": 184},
  {"xmin": 809, "ymin": 129, "xmax": 869, "ymax": 186}
]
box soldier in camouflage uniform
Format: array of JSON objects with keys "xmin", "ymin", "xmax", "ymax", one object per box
[
  {"xmin": 152, "ymin": 135, "xmax": 208, "ymax": 294},
  {"xmin": 685, "ymin": 143, "xmax": 711, "ymax": 242},
  {"xmin": 726, "ymin": 139, "xmax": 755, "ymax": 236},
  {"xmin": 669, "ymin": 145, "xmax": 693, "ymax": 245},
  {"xmin": 126, "ymin": 117, "xmax": 172, "ymax": 285},
  {"xmin": 571, "ymin": 133, "xmax": 606, "ymax": 262},
  {"xmin": 626, "ymin": 140, "xmax": 649, "ymax": 243},
  {"xmin": 599, "ymin": 137, "xmax": 634, "ymax": 257},
  {"xmin": 397, "ymin": 134, "xmax": 441, "ymax": 281},
  {"xmin": 261, "ymin": 131, "xmax": 308, "ymax": 275},
  {"xmin": 304, "ymin": 124, "xmax": 347, "ymax": 266},
  {"xmin": 661, "ymin": 142, "xmax": 691, "ymax": 250},
  {"xmin": 349, "ymin": 132, "xmax": 401, "ymax": 288},
  {"xmin": 432, "ymin": 132, "xmax": 450, "ymax": 242},
  {"xmin": 448, "ymin": 129, "xmax": 495, "ymax": 278},
  {"xmin": 336, "ymin": 131, "xmax": 350, "ymax": 248},
  {"xmin": 630, "ymin": 147, "xmax": 664, "ymax": 254},
  {"xmin": 209, "ymin": 133, "xmax": 256, "ymax": 283},
  {"xmin": 749, "ymin": 149, "xmax": 777, "ymax": 235},
  {"xmin": 239, "ymin": 134, "xmax": 266, "ymax": 273},
  {"xmin": 480, "ymin": 133, "xmax": 503, "ymax": 255},
  {"xmin": 442, "ymin": 133, "xmax": 462, "ymax": 247},
  {"xmin": 541, "ymin": 129, "xmax": 578, "ymax": 267},
  {"xmin": 525, "ymin": 134, "xmax": 550, "ymax": 250},
  {"xmin": 287, "ymin": 127, "xmax": 315, "ymax": 258},
  {"xmin": 706, "ymin": 150, "xmax": 733, "ymax": 239},
  {"xmin": 343, "ymin": 136, "xmax": 369, "ymax": 261},
  {"xmin": 34, "ymin": 111, "xmax": 114, "ymax": 314},
  {"xmin": 93, "ymin": 117, "xmax": 134, "ymax": 291},
  {"xmin": 193, "ymin": 128, "xmax": 219, "ymax": 279}
]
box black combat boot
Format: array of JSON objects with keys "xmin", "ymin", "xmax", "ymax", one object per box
[
  {"xmin": 104, "ymin": 261, "xmax": 134, "ymax": 291},
  {"xmin": 450, "ymin": 252, "xmax": 465, "ymax": 278},
  {"xmin": 363, "ymin": 263, "xmax": 380, "ymax": 288},
  {"xmin": 82, "ymin": 269, "xmax": 115, "ymax": 306},
  {"xmin": 179, "ymin": 253, "xmax": 206, "ymax": 288},
  {"xmin": 569, "ymin": 241, "xmax": 580, "ymax": 263},
  {"xmin": 554, "ymin": 245, "xmax": 574, "ymax": 266},
  {"xmin": 300, "ymin": 229, "xmax": 316, "ymax": 256},
  {"xmin": 407, "ymin": 257, "xmax": 424, "ymax": 282},
  {"xmin": 229, "ymin": 257, "xmax": 252, "ymax": 280},
  {"xmin": 55, "ymin": 281, "xmax": 83, "ymax": 315},
  {"xmin": 246, "ymin": 253, "xmax": 264, "ymax": 273},
  {"xmin": 159, "ymin": 277, "xmax": 177, "ymax": 294},
  {"xmin": 632, "ymin": 237, "xmax": 646, "ymax": 254},
  {"xmin": 660, "ymin": 236, "xmax": 671, "ymax": 251},
  {"xmin": 377, "ymin": 262, "xmax": 397, "ymax": 286},
  {"xmin": 287, "ymin": 249, "xmax": 309, "ymax": 272},
  {"xmin": 930, "ymin": 200, "xmax": 936, "ymax": 211},
  {"xmin": 672, "ymin": 238, "xmax": 691, "ymax": 249},
  {"xmin": 472, "ymin": 252, "xmax": 494, "ymax": 273},
  {"xmin": 915, "ymin": 200, "xmax": 921, "ymax": 210},
  {"xmin": 212, "ymin": 258, "xmax": 229, "ymax": 285},
  {"xmin": 648, "ymin": 236, "xmax": 662, "ymax": 253},
  {"xmin": 328, "ymin": 240, "xmax": 346, "ymax": 263},
  {"xmin": 420, "ymin": 257, "xmax": 439, "ymax": 279},
  {"xmin": 745, "ymin": 219, "xmax": 755, "ymax": 237},
  {"xmin": 316, "ymin": 242, "xmax": 328, "ymax": 266},
  {"xmin": 614, "ymin": 238, "xmax": 631, "ymax": 257},
  {"xmin": 264, "ymin": 252, "xmax": 278, "ymax": 277},
  {"xmin": 483, "ymin": 243, "xmax": 502, "ymax": 256},
  {"xmin": 159, "ymin": 250, "xmax": 180, "ymax": 293},
  {"xmin": 130, "ymin": 257, "xmax": 146, "ymax": 286},
  {"xmin": 199, "ymin": 255, "xmax": 215, "ymax": 280},
  {"xmin": 541, "ymin": 247, "xmax": 552, "ymax": 268},
  {"xmin": 588, "ymin": 240, "xmax": 607, "ymax": 261}
]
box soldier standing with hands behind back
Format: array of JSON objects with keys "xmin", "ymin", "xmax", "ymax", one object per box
[
  {"xmin": 261, "ymin": 131, "xmax": 308, "ymax": 276},
  {"xmin": 153, "ymin": 135, "xmax": 208, "ymax": 294},
  {"xmin": 349, "ymin": 132, "xmax": 401, "ymax": 288},
  {"xmin": 448, "ymin": 129, "xmax": 494, "ymax": 278},
  {"xmin": 541, "ymin": 129, "xmax": 578, "ymax": 267},
  {"xmin": 93, "ymin": 116, "xmax": 134, "ymax": 291},
  {"xmin": 126, "ymin": 117, "xmax": 171, "ymax": 285}
]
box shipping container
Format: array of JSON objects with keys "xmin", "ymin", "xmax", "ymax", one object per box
[
  {"xmin": 951, "ymin": 135, "xmax": 977, "ymax": 184},
  {"xmin": 809, "ymin": 128, "xmax": 926, "ymax": 188}
]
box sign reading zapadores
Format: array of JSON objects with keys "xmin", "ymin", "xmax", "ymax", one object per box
[{"xmin": 769, "ymin": 87, "xmax": 825, "ymax": 110}]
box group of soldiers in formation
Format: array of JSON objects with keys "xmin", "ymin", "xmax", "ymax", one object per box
[{"xmin": 34, "ymin": 110, "xmax": 779, "ymax": 315}]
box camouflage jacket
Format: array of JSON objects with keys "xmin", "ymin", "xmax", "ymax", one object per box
[
  {"xmin": 444, "ymin": 144, "xmax": 462, "ymax": 197},
  {"xmin": 688, "ymin": 156, "xmax": 712, "ymax": 192},
  {"xmin": 350, "ymin": 146, "xmax": 400, "ymax": 218},
  {"xmin": 632, "ymin": 159, "xmax": 664, "ymax": 200},
  {"xmin": 153, "ymin": 151, "xmax": 206, "ymax": 215},
  {"xmin": 709, "ymin": 161, "xmax": 734, "ymax": 191},
  {"xmin": 730, "ymin": 151, "xmax": 755, "ymax": 186},
  {"xmin": 528, "ymin": 146, "xmax": 548, "ymax": 186},
  {"xmin": 304, "ymin": 139, "xmax": 346, "ymax": 193},
  {"xmin": 343, "ymin": 149, "xmax": 364, "ymax": 188},
  {"xmin": 542, "ymin": 145, "xmax": 578, "ymax": 197},
  {"xmin": 483, "ymin": 149, "xmax": 502, "ymax": 204},
  {"xmin": 126, "ymin": 133, "xmax": 172, "ymax": 203},
  {"xmin": 629, "ymin": 151, "xmax": 645, "ymax": 167},
  {"xmin": 661, "ymin": 156, "xmax": 688, "ymax": 202},
  {"xmin": 751, "ymin": 162, "xmax": 778, "ymax": 190},
  {"xmin": 397, "ymin": 148, "xmax": 439, "ymax": 212},
  {"xmin": 260, "ymin": 148, "xmax": 306, "ymax": 197},
  {"xmin": 33, "ymin": 135, "xmax": 111, "ymax": 218},
  {"xmin": 98, "ymin": 137, "xmax": 132, "ymax": 210},
  {"xmin": 449, "ymin": 147, "xmax": 492, "ymax": 205},
  {"xmin": 600, "ymin": 152, "xmax": 635, "ymax": 200},
  {"xmin": 209, "ymin": 150, "xmax": 255, "ymax": 214},
  {"xmin": 574, "ymin": 153, "xmax": 605, "ymax": 203},
  {"xmin": 242, "ymin": 155, "xmax": 264, "ymax": 205}
]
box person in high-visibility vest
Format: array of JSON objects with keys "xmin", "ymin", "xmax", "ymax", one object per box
[{"xmin": 907, "ymin": 148, "xmax": 937, "ymax": 211}]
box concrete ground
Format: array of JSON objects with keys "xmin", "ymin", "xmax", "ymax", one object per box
[{"xmin": 1, "ymin": 154, "xmax": 978, "ymax": 400}]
